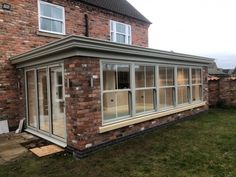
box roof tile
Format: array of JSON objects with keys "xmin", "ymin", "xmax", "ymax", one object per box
[{"xmin": 77, "ymin": 0, "xmax": 151, "ymax": 23}]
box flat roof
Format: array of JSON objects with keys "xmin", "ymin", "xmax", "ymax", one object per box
[{"xmin": 10, "ymin": 35, "xmax": 214, "ymax": 68}]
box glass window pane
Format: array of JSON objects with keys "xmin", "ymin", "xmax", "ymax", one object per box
[
  {"xmin": 136, "ymin": 90, "xmax": 145, "ymax": 113},
  {"xmin": 41, "ymin": 18, "xmax": 52, "ymax": 31},
  {"xmin": 166, "ymin": 88, "xmax": 174, "ymax": 107},
  {"xmin": 159, "ymin": 88, "xmax": 166, "ymax": 109},
  {"xmin": 51, "ymin": 6, "xmax": 63, "ymax": 19},
  {"xmin": 52, "ymin": 20, "xmax": 63, "ymax": 33},
  {"xmin": 146, "ymin": 66, "xmax": 155, "ymax": 87},
  {"xmin": 145, "ymin": 90, "xmax": 154, "ymax": 111},
  {"xmin": 117, "ymin": 91, "xmax": 130, "ymax": 117},
  {"xmin": 103, "ymin": 64, "xmax": 116, "ymax": 90},
  {"xmin": 116, "ymin": 23, "xmax": 126, "ymax": 33},
  {"xmin": 37, "ymin": 69, "xmax": 49, "ymax": 132},
  {"xmin": 103, "ymin": 93, "xmax": 116, "ymax": 121},
  {"xmin": 183, "ymin": 68, "xmax": 189, "ymax": 85},
  {"xmin": 116, "ymin": 34, "xmax": 126, "ymax": 43},
  {"xmin": 167, "ymin": 67, "xmax": 174, "ymax": 86},
  {"xmin": 192, "ymin": 69, "xmax": 196, "ymax": 84},
  {"xmin": 196, "ymin": 69, "xmax": 202, "ymax": 84},
  {"xmin": 192, "ymin": 85, "xmax": 202, "ymax": 101},
  {"xmin": 192, "ymin": 69, "xmax": 202, "ymax": 84},
  {"xmin": 117, "ymin": 64, "xmax": 130, "ymax": 89},
  {"xmin": 178, "ymin": 86, "xmax": 189, "ymax": 104},
  {"xmin": 178, "ymin": 68, "xmax": 189, "ymax": 85},
  {"xmin": 41, "ymin": 3, "xmax": 63, "ymax": 20},
  {"xmin": 50, "ymin": 67, "xmax": 65, "ymax": 138},
  {"xmin": 27, "ymin": 71, "xmax": 37, "ymax": 128},
  {"xmin": 40, "ymin": 4, "xmax": 51, "ymax": 17},
  {"xmin": 135, "ymin": 65, "xmax": 145, "ymax": 88},
  {"xmin": 160, "ymin": 88, "xmax": 174, "ymax": 109},
  {"xmin": 159, "ymin": 67, "xmax": 166, "ymax": 86}
]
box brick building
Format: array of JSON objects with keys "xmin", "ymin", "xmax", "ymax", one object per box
[{"xmin": 1, "ymin": 0, "xmax": 213, "ymax": 156}]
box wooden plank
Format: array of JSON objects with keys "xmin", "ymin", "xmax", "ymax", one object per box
[{"xmin": 30, "ymin": 145, "xmax": 64, "ymax": 157}]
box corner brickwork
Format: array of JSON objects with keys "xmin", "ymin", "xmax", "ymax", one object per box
[{"xmin": 64, "ymin": 57, "xmax": 209, "ymax": 152}]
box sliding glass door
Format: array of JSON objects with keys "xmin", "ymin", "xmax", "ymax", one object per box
[
  {"xmin": 50, "ymin": 67, "xmax": 65, "ymax": 138},
  {"xmin": 26, "ymin": 64, "xmax": 66, "ymax": 141}
]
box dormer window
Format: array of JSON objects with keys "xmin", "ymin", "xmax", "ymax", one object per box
[
  {"xmin": 110, "ymin": 20, "xmax": 131, "ymax": 45},
  {"xmin": 38, "ymin": 1, "xmax": 65, "ymax": 35}
]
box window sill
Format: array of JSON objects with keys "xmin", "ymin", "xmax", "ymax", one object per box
[
  {"xmin": 37, "ymin": 31, "xmax": 65, "ymax": 39},
  {"xmin": 99, "ymin": 102, "xmax": 207, "ymax": 133}
]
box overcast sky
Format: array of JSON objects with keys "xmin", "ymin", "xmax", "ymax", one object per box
[{"xmin": 128, "ymin": 0, "xmax": 236, "ymax": 69}]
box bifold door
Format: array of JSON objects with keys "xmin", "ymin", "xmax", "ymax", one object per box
[{"xmin": 25, "ymin": 64, "xmax": 66, "ymax": 142}]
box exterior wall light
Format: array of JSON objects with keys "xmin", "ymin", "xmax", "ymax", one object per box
[{"xmin": 2, "ymin": 3, "xmax": 11, "ymax": 11}]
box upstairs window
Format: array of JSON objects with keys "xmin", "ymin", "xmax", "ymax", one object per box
[
  {"xmin": 38, "ymin": 1, "xmax": 65, "ymax": 35},
  {"xmin": 110, "ymin": 20, "xmax": 131, "ymax": 45}
]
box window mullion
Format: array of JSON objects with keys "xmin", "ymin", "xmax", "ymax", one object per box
[
  {"xmin": 189, "ymin": 68, "xmax": 193, "ymax": 103},
  {"xmin": 174, "ymin": 66, "xmax": 178, "ymax": 106},
  {"xmin": 156, "ymin": 65, "xmax": 159, "ymax": 111},
  {"xmin": 131, "ymin": 63, "xmax": 136, "ymax": 117}
]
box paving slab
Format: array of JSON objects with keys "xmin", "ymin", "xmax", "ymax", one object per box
[{"xmin": 0, "ymin": 132, "xmax": 39, "ymax": 164}]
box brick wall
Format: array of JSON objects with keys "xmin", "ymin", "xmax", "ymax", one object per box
[
  {"xmin": 209, "ymin": 77, "xmax": 236, "ymax": 107},
  {"xmin": 64, "ymin": 57, "xmax": 209, "ymax": 151},
  {"xmin": 0, "ymin": 0, "xmax": 149, "ymax": 127}
]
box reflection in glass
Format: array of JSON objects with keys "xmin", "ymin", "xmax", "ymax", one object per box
[
  {"xmin": 136, "ymin": 90, "xmax": 154, "ymax": 113},
  {"xmin": 159, "ymin": 67, "xmax": 174, "ymax": 86},
  {"xmin": 117, "ymin": 65, "xmax": 130, "ymax": 89},
  {"xmin": 117, "ymin": 92, "xmax": 130, "ymax": 117},
  {"xmin": 103, "ymin": 64, "xmax": 116, "ymax": 90},
  {"xmin": 192, "ymin": 69, "xmax": 202, "ymax": 84},
  {"xmin": 146, "ymin": 66, "xmax": 155, "ymax": 87},
  {"xmin": 159, "ymin": 88, "xmax": 174, "ymax": 109},
  {"xmin": 178, "ymin": 86, "xmax": 189, "ymax": 104},
  {"xmin": 38, "ymin": 69, "xmax": 49, "ymax": 132},
  {"xmin": 177, "ymin": 68, "xmax": 189, "ymax": 85},
  {"xmin": 136, "ymin": 90, "xmax": 145, "ymax": 113},
  {"xmin": 103, "ymin": 92, "xmax": 130, "ymax": 121},
  {"xmin": 27, "ymin": 71, "xmax": 37, "ymax": 128},
  {"xmin": 192, "ymin": 85, "xmax": 202, "ymax": 101},
  {"xmin": 135, "ymin": 65, "xmax": 145, "ymax": 88},
  {"xmin": 103, "ymin": 92, "xmax": 116, "ymax": 121}
]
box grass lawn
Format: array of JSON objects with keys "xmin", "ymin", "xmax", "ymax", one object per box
[{"xmin": 0, "ymin": 108, "xmax": 235, "ymax": 177}]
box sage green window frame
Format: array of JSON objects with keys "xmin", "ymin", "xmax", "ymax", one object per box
[
  {"xmin": 191, "ymin": 68, "xmax": 203, "ymax": 102},
  {"xmin": 159, "ymin": 66, "xmax": 175, "ymax": 110},
  {"xmin": 102, "ymin": 62, "xmax": 132, "ymax": 124},
  {"xmin": 135, "ymin": 64, "xmax": 156, "ymax": 115},
  {"xmin": 101, "ymin": 61, "xmax": 204, "ymax": 125},
  {"xmin": 24, "ymin": 63, "xmax": 66, "ymax": 143},
  {"xmin": 177, "ymin": 67, "xmax": 191, "ymax": 105}
]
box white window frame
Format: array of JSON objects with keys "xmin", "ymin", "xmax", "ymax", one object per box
[
  {"xmin": 38, "ymin": 0, "xmax": 65, "ymax": 35},
  {"xmin": 110, "ymin": 20, "xmax": 132, "ymax": 45}
]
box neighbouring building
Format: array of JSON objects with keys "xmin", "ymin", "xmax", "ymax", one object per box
[{"xmin": 1, "ymin": 0, "xmax": 213, "ymax": 156}]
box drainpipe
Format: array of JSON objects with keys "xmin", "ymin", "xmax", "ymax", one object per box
[{"xmin": 84, "ymin": 14, "xmax": 89, "ymax": 37}]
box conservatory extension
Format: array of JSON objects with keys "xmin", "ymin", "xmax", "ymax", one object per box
[{"xmin": 11, "ymin": 35, "xmax": 213, "ymax": 156}]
